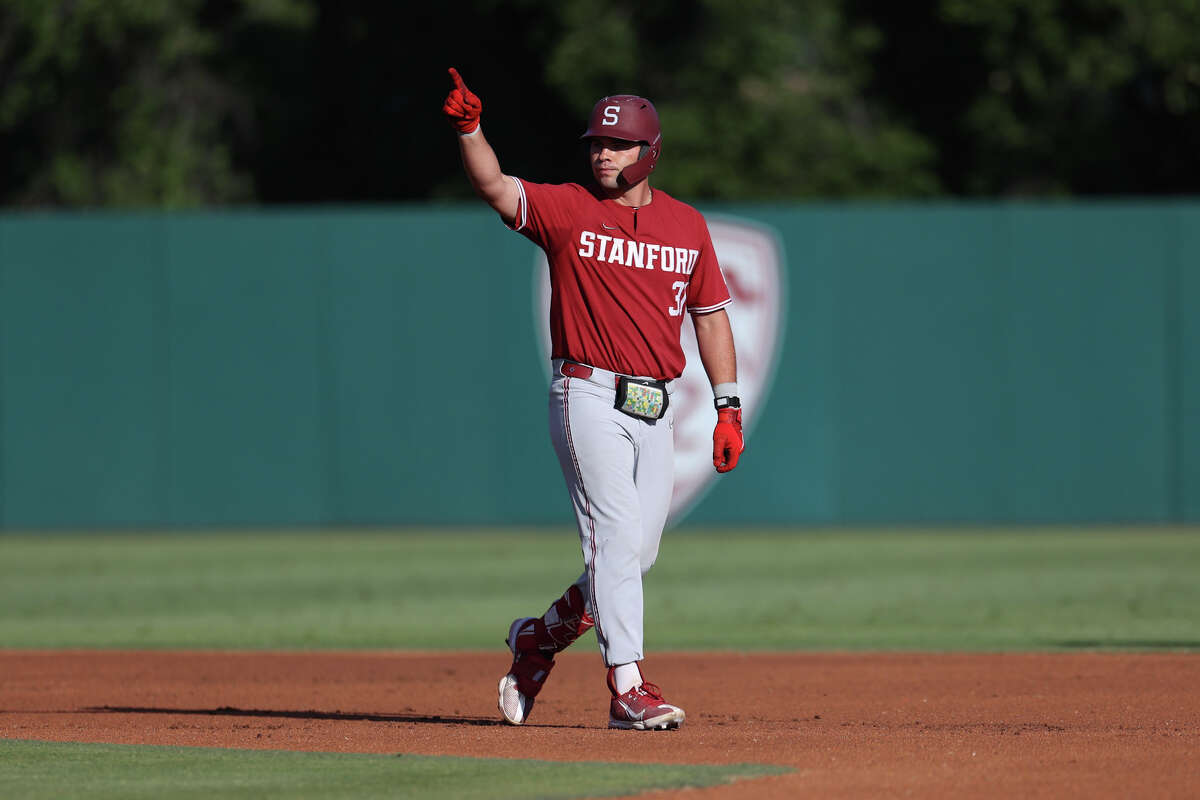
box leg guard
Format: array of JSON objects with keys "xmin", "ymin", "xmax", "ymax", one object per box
[{"xmin": 512, "ymin": 582, "xmax": 595, "ymax": 655}]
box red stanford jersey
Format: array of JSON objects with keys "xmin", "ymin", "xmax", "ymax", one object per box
[{"xmin": 510, "ymin": 179, "xmax": 731, "ymax": 380}]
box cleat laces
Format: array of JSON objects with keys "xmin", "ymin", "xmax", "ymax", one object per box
[{"xmin": 636, "ymin": 682, "xmax": 666, "ymax": 702}]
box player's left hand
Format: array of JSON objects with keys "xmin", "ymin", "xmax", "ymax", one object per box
[{"xmin": 713, "ymin": 408, "xmax": 744, "ymax": 473}]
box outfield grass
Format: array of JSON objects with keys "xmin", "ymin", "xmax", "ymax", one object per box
[
  {"xmin": 1, "ymin": 526, "xmax": 1194, "ymax": 798},
  {"xmin": 0, "ymin": 526, "xmax": 1196, "ymax": 650},
  {"xmin": 0, "ymin": 740, "xmax": 787, "ymax": 800}
]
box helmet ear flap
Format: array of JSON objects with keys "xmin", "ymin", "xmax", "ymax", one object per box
[{"xmin": 616, "ymin": 133, "xmax": 661, "ymax": 187}]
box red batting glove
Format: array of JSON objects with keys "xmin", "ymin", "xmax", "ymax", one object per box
[
  {"xmin": 443, "ymin": 67, "xmax": 482, "ymax": 135},
  {"xmin": 713, "ymin": 408, "xmax": 744, "ymax": 473}
]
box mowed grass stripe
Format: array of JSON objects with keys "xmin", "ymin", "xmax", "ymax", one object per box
[
  {"xmin": 0, "ymin": 739, "xmax": 788, "ymax": 800},
  {"xmin": 0, "ymin": 526, "xmax": 1196, "ymax": 650}
]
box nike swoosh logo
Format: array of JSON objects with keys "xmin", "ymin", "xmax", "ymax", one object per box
[
  {"xmin": 617, "ymin": 700, "xmax": 644, "ymax": 720},
  {"xmin": 601, "ymin": 223, "xmax": 617, "ymax": 230}
]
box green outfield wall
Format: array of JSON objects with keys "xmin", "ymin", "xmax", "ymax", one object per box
[{"xmin": 0, "ymin": 202, "xmax": 1196, "ymax": 528}]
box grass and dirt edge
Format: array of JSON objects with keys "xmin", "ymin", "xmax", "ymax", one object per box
[{"xmin": 0, "ymin": 738, "xmax": 792, "ymax": 800}]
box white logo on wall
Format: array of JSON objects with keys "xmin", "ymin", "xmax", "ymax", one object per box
[{"xmin": 533, "ymin": 215, "xmax": 787, "ymax": 524}]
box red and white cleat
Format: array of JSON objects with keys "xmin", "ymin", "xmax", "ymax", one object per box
[
  {"xmin": 607, "ymin": 668, "xmax": 685, "ymax": 730},
  {"xmin": 498, "ymin": 617, "xmax": 555, "ymax": 725}
]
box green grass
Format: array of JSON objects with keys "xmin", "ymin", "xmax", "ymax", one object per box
[
  {"xmin": 0, "ymin": 527, "xmax": 1193, "ymax": 799},
  {"xmin": 0, "ymin": 739, "xmax": 787, "ymax": 799},
  {"xmin": 651, "ymin": 525, "xmax": 1200, "ymax": 651},
  {"xmin": 0, "ymin": 526, "xmax": 1197, "ymax": 650}
]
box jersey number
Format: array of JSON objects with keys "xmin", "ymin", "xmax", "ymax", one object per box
[{"xmin": 668, "ymin": 281, "xmax": 688, "ymax": 317}]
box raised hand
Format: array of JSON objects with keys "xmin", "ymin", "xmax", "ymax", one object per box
[{"xmin": 443, "ymin": 67, "xmax": 482, "ymax": 135}]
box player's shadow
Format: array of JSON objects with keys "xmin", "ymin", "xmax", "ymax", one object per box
[{"xmin": 81, "ymin": 705, "xmax": 588, "ymax": 729}]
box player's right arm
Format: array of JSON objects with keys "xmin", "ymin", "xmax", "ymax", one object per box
[{"xmin": 444, "ymin": 68, "xmax": 520, "ymax": 225}]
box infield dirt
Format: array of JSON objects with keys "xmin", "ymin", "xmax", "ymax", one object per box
[{"xmin": 1, "ymin": 650, "xmax": 1197, "ymax": 798}]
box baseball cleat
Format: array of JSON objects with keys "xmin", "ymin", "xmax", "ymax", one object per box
[
  {"xmin": 497, "ymin": 617, "xmax": 555, "ymax": 726},
  {"xmin": 607, "ymin": 668, "xmax": 685, "ymax": 731},
  {"xmin": 498, "ymin": 673, "xmax": 532, "ymax": 725}
]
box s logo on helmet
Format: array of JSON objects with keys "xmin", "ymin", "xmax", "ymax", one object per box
[
  {"xmin": 602, "ymin": 106, "xmax": 620, "ymax": 126},
  {"xmin": 533, "ymin": 215, "xmax": 786, "ymax": 525}
]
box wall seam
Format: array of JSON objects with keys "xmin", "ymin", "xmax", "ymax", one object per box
[
  {"xmin": 155, "ymin": 215, "xmax": 171, "ymax": 527},
  {"xmin": 0, "ymin": 221, "xmax": 6, "ymax": 529},
  {"xmin": 1165, "ymin": 210, "xmax": 1182, "ymax": 523},
  {"xmin": 317, "ymin": 217, "xmax": 339, "ymax": 527}
]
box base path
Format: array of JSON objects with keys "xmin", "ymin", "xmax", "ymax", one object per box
[{"xmin": 1, "ymin": 651, "xmax": 1197, "ymax": 798}]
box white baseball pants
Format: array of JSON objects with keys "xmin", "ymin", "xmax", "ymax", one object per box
[{"xmin": 547, "ymin": 360, "xmax": 675, "ymax": 667}]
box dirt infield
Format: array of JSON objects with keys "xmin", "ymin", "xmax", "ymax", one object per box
[{"xmin": 1, "ymin": 650, "xmax": 1197, "ymax": 798}]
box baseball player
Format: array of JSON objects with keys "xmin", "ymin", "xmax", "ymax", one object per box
[{"xmin": 443, "ymin": 68, "xmax": 743, "ymax": 730}]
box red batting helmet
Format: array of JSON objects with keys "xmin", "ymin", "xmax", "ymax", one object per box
[{"xmin": 581, "ymin": 95, "xmax": 662, "ymax": 186}]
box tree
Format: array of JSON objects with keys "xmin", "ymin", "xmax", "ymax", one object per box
[
  {"xmin": 0, "ymin": 0, "xmax": 312, "ymax": 207},
  {"xmin": 4, "ymin": 0, "xmax": 1196, "ymax": 206},
  {"xmin": 541, "ymin": 0, "xmax": 941, "ymax": 199},
  {"xmin": 849, "ymin": 0, "xmax": 1200, "ymax": 195}
]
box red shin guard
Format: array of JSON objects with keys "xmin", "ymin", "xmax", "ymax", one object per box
[{"xmin": 513, "ymin": 584, "xmax": 595, "ymax": 654}]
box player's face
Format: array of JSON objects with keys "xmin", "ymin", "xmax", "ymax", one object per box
[{"xmin": 589, "ymin": 137, "xmax": 642, "ymax": 188}]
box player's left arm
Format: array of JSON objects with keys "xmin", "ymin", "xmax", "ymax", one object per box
[{"xmin": 692, "ymin": 309, "xmax": 743, "ymax": 473}]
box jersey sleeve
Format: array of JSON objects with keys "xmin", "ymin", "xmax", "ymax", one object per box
[
  {"xmin": 686, "ymin": 219, "xmax": 732, "ymax": 314},
  {"xmin": 506, "ymin": 178, "xmax": 583, "ymax": 250}
]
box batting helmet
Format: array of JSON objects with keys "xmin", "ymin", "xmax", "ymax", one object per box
[{"xmin": 581, "ymin": 95, "xmax": 662, "ymax": 187}]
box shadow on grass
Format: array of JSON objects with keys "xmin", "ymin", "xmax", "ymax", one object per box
[
  {"xmin": 1048, "ymin": 640, "xmax": 1200, "ymax": 650},
  {"xmin": 81, "ymin": 706, "xmax": 589, "ymax": 729}
]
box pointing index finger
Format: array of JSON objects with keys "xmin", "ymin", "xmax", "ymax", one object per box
[{"xmin": 448, "ymin": 67, "xmax": 466, "ymax": 91}]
